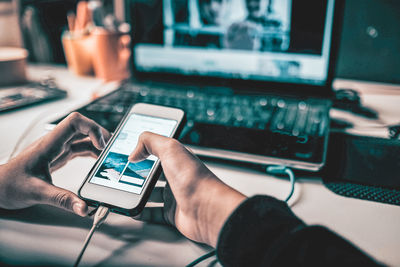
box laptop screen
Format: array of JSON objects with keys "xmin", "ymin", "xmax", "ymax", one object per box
[{"xmin": 133, "ymin": 0, "xmax": 336, "ymax": 86}]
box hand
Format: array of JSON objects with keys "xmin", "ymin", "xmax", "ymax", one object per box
[
  {"xmin": 129, "ymin": 132, "xmax": 246, "ymax": 247},
  {"xmin": 0, "ymin": 112, "xmax": 110, "ymax": 216}
]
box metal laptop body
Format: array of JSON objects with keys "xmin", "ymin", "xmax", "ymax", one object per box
[
  {"xmin": 50, "ymin": 0, "xmax": 343, "ymax": 171},
  {"xmin": 126, "ymin": 0, "xmax": 342, "ymax": 171}
]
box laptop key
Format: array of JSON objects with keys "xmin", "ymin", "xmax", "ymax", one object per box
[
  {"xmin": 282, "ymin": 104, "xmax": 297, "ymax": 133},
  {"xmin": 292, "ymin": 107, "xmax": 308, "ymax": 136},
  {"xmin": 305, "ymin": 107, "xmax": 321, "ymax": 136},
  {"xmin": 270, "ymin": 107, "xmax": 287, "ymax": 132}
]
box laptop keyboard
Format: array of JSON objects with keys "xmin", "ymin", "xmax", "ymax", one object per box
[
  {"xmin": 81, "ymin": 83, "xmax": 328, "ymax": 140},
  {"xmin": 52, "ymin": 82, "xmax": 330, "ymax": 168}
]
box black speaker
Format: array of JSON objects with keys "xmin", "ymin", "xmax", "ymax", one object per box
[
  {"xmin": 322, "ymin": 131, "xmax": 400, "ymax": 206},
  {"xmin": 336, "ymin": 0, "xmax": 400, "ymax": 84}
]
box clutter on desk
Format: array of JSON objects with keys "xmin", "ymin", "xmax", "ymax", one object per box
[
  {"xmin": 0, "ymin": 47, "xmax": 28, "ymax": 86},
  {"xmin": 0, "ymin": 46, "xmax": 66, "ymax": 112},
  {"xmin": 388, "ymin": 123, "xmax": 400, "ymax": 140},
  {"xmin": 19, "ymin": 0, "xmax": 76, "ymax": 63},
  {"xmin": 0, "ymin": 78, "xmax": 67, "ymax": 113},
  {"xmin": 62, "ymin": 0, "xmax": 131, "ymax": 81},
  {"xmin": 333, "ymin": 89, "xmax": 379, "ymax": 119},
  {"xmin": 329, "ymin": 118, "xmax": 353, "ymax": 130}
]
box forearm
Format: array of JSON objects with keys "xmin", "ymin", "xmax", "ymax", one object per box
[
  {"xmin": 216, "ymin": 196, "xmax": 382, "ymax": 266},
  {"xmin": 196, "ymin": 178, "xmax": 246, "ymax": 247},
  {"xmin": 0, "ymin": 163, "xmax": 15, "ymax": 209}
]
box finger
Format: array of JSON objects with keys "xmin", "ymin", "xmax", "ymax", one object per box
[
  {"xmin": 68, "ymin": 133, "xmax": 87, "ymax": 143},
  {"xmin": 50, "ymin": 139, "xmax": 100, "ymax": 171},
  {"xmin": 49, "ymin": 136, "xmax": 96, "ymax": 168},
  {"xmin": 49, "ymin": 135, "xmax": 99, "ymax": 165},
  {"xmin": 67, "ymin": 113, "xmax": 109, "ymax": 150},
  {"xmin": 134, "ymin": 183, "xmax": 175, "ymax": 226},
  {"xmin": 69, "ymin": 138, "xmax": 102, "ymax": 157},
  {"xmin": 163, "ymin": 182, "xmax": 176, "ymax": 226},
  {"xmin": 127, "ymin": 132, "xmax": 152, "ymax": 162},
  {"xmin": 34, "ymin": 179, "xmax": 88, "ymax": 217},
  {"xmin": 50, "ymin": 150, "xmax": 96, "ymax": 172},
  {"xmin": 133, "ymin": 206, "xmax": 166, "ymax": 225},
  {"xmin": 67, "ymin": 131, "xmax": 111, "ymax": 146},
  {"xmin": 41, "ymin": 112, "xmax": 108, "ymax": 159},
  {"xmin": 128, "ymin": 132, "xmax": 208, "ymax": 187},
  {"xmin": 128, "ymin": 131, "xmax": 181, "ymax": 162},
  {"xmin": 102, "ymin": 127, "xmax": 112, "ymax": 143}
]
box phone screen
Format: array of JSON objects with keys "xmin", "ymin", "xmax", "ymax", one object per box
[{"xmin": 90, "ymin": 113, "xmax": 177, "ymax": 194}]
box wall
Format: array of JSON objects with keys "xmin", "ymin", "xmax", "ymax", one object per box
[{"xmin": 336, "ymin": 0, "xmax": 400, "ymax": 84}]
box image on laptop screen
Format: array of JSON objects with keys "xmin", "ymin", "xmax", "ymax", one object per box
[{"xmin": 134, "ymin": 0, "xmax": 335, "ymax": 86}]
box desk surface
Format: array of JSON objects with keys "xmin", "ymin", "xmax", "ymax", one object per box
[{"xmin": 0, "ymin": 65, "xmax": 399, "ymax": 266}]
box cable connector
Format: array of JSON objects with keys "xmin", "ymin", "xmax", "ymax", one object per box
[
  {"xmin": 266, "ymin": 165, "xmax": 296, "ymax": 203},
  {"xmin": 93, "ymin": 205, "xmax": 110, "ymax": 227},
  {"xmin": 74, "ymin": 206, "xmax": 109, "ymax": 267},
  {"xmin": 266, "ymin": 165, "xmax": 288, "ymax": 174}
]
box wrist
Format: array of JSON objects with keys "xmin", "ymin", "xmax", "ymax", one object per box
[
  {"xmin": 0, "ymin": 164, "xmax": 6, "ymax": 208},
  {"xmin": 196, "ymin": 178, "xmax": 246, "ymax": 247}
]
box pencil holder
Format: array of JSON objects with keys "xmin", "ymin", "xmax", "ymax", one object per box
[
  {"xmin": 62, "ymin": 31, "xmax": 94, "ymax": 76},
  {"xmin": 91, "ymin": 28, "xmax": 131, "ymax": 81}
]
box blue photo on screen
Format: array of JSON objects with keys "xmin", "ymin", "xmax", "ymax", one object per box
[
  {"xmin": 90, "ymin": 113, "xmax": 177, "ymax": 194},
  {"xmin": 119, "ymin": 160, "xmax": 155, "ymax": 187},
  {"xmin": 95, "ymin": 152, "xmax": 128, "ymax": 181}
]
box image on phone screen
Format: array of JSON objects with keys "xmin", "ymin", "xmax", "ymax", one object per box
[{"xmin": 90, "ymin": 113, "xmax": 177, "ymax": 194}]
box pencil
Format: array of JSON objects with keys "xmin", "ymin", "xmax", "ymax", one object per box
[{"xmin": 67, "ymin": 11, "xmax": 76, "ymax": 33}]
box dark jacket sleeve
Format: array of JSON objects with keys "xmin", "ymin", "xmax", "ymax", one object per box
[{"xmin": 216, "ymin": 195, "xmax": 383, "ymax": 267}]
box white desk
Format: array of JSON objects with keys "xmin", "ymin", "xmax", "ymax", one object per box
[{"xmin": 0, "ymin": 65, "xmax": 399, "ymax": 266}]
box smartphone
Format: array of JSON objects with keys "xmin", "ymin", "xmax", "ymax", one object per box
[{"xmin": 78, "ymin": 103, "xmax": 185, "ymax": 216}]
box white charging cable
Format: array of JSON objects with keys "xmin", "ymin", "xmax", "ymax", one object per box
[
  {"xmin": 186, "ymin": 165, "xmax": 297, "ymax": 267},
  {"xmin": 73, "ymin": 206, "xmax": 110, "ymax": 267},
  {"xmin": 266, "ymin": 165, "xmax": 296, "ymax": 203}
]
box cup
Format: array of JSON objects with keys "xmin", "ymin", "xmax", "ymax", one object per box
[
  {"xmin": 62, "ymin": 31, "xmax": 94, "ymax": 76},
  {"xmin": 91, "ymin": 28, "xmax": 131, "ymax": 81},
  {"xmin": 0, "ymin": 47, "xmax": 28, "ymax": 86}
]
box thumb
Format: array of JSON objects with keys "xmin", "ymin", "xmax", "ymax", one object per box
[
  {"xmin": 128, "ymin": 131, "xmax": 154, "ymax": 163},
  {"xmin": 128, "ymin": 137, "xmax": 150, "ymax": 163},
  {"xmin": 40, "ymin": 183, "xmax": 88, "ymax": 217},
  {"xmin": 128, "ymin": 131, "xmax": 168, "ymax": 163}
]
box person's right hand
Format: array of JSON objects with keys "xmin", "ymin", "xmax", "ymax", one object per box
[{"xmin": 128, "ymin": 132, "xmax": 246, "ymax": 247}]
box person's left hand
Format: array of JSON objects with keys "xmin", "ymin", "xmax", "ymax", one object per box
[{"xmin": 0, "ymin": 112, "xmax": 110, "ymax": 216}]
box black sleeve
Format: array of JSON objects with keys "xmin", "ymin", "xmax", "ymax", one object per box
[{"xmin": 216, "ymin": 195, "xmax": 383, "ymax": 267}]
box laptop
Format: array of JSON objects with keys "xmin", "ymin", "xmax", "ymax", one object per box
[{"xmin": 51, "ymin": 0, "xmax": 343, "ymax": 172}]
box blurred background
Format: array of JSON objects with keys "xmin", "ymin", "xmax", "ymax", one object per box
[
  {"xmin": 0, "ymin": 0, "xmax": 399, "ymax": 84},
  {"xmin": 0, "ymin": 0, "xmax": 121, "ymax": 63}
]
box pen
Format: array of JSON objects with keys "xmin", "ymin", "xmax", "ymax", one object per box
[
  {"xmin": 67, "ymin": 11, "xmax": 76, "ymax": 33},
  {"xmin": 74, "ymin": 1, "xmax": 91, "ymax": 32}
]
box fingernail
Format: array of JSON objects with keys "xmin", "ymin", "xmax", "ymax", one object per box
[
  {"xmin": 73, "ymin": 202, "xmax": 85, "ymax": 217},
  {"xmin": 100, "ymin": 136, "xmax": 106, "ymax": 149}
]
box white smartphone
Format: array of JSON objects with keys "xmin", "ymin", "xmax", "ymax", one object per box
[{"xmin": 78, "ymin": 103, "xmax": 185, "ymax": 216}]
